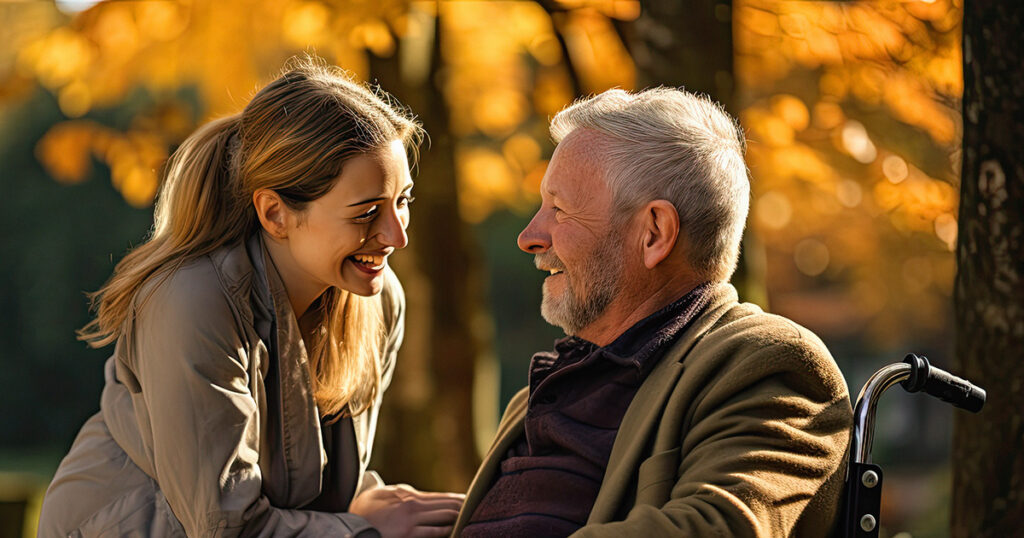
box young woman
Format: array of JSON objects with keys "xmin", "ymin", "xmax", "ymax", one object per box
[{"xmin": 38, "ymin": 59, "xmax": 462, "ymax": 538}]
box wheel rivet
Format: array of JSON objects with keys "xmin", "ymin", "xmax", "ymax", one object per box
[
  {"xmin": 861, "ymin": 470, "xmax": 879, "ymax": 488},
  {"xmin": 860, "ymin": 514, "xmax": 877, "ymax": 532}
]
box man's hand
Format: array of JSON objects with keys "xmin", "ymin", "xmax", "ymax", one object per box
[{"xmin": 349, "ymin": 484, "xmax": 465, "ymax": 538}]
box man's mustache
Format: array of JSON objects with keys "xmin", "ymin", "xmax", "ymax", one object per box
[{"xmin": 534, "ymin": 252, "xmax": 566, "ymax": 273}]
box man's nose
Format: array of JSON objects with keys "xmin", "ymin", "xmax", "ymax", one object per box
[{"xmin": 517, "ymin": 211, "xmax": 551, "ymax": 253}]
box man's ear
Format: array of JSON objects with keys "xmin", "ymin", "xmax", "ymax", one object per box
[
  {"xmin": 253, "ymin": 188, "xmax": 290, "ymax": 239},
  {"xmin": 639, "ymin": 199, "xmax": 680, "ymax": 269}
]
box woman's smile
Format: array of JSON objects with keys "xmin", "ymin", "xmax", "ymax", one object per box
[{"xmin": 348, "ymin": 250, "xmax": 391, "ymax": 277}]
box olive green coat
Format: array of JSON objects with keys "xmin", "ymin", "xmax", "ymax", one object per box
[{"xmin": 454, "ymin": 283, "xmax": 853, "ymax": 537}]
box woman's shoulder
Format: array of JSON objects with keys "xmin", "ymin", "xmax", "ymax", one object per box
[{"xmin": 133, "ymin": 255, "xmax": 242, "ymax": 335}]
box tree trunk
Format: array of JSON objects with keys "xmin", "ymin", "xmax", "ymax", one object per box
[
  {"xmin": 367, "ymin": 9, "xmax": 486, "ymax": 492},
  {"xmin": 952, "ymin": 2, "xmax": 1024, "ymax": 535},
  {"xmin": 628, "ymin": 0, "xmax": 733, "ymax": 102}
]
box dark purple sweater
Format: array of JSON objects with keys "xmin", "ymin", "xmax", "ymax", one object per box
[{"xmin": 462, "ymin": 284, "xmax": 712, "ymax": 537}]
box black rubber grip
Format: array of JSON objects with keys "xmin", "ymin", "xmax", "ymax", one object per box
[{"xmin": 901, "ymin": 354, "xmax": 986, "ymax": 413}]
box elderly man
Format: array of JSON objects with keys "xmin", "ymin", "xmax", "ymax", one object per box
[{"xmin": 453, "ymin": 88, "xmax": 853, "ymax": 537}]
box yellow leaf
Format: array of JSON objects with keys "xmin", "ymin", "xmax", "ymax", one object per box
[
  {"xmin": 120, "ymin": 165, "xmax": 159, "ymax": 207},
  {"xmin": 770, "ymin": 94, "xmax": 809, "ymax": 132},
  {"xmin": 35, "ymin": 120, "xmax": 102, "ymax": 184},
  {"xmin": 472, "ymin": 88, "xmax": 529, "ymax": 138},
  {"xmin": 283, "ymin": 2, "xmax": 331, "ymax": 47},
  {"xmin": 57, "ymin": 79, "xmax": 92, "ymax": 117}
]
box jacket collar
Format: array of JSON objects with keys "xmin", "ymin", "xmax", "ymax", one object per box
[
  {"xmin": 455, "ymin": 282, "xmax": 740, "ymax": 532},
  {"xmin": 454, "ymin": 387, "xmax": 529, "ymax": 533},
  {"xmin": 587, "ymin": 282, "xmax": 739, "ymax": 522},
  {"xmin": 213, "ymin": 234, "xmax": 328, "ymax": 507}
]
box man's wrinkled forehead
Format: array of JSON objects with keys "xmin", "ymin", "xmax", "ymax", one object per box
[{"xmin": 543, "ymin": 128, "xmax": 614, "ymax": 196}]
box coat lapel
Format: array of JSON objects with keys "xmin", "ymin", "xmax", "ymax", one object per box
[
  {"xmin": 247, "ymin": 234, "xmax": 327, "ymax": 508},
  {"xmin": 453, "ymin": 387, "xmax": 530, "ymax": 533},
  {"xmin": 587, "ymin": 283, "xmax": 739, "ymax": 523}
]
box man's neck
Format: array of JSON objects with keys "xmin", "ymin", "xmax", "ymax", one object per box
[{"xmin": 576, "ymin": 275, "xmax": 705, "ymax": 347}]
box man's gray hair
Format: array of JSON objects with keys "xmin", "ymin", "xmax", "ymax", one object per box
[{"xmin": 550, "ymin": 87, "xmax": 750, "ymax": 282}]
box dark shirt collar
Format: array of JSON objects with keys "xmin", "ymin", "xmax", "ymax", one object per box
[
  {"xmin": 603, "ymin": 282, "xmax": 714, "ymax": 367},
  {"xmin": 538, "ymin": 282, "xmax": 714, "ymax": 375}
]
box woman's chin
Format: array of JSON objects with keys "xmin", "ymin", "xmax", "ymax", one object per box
[
  {"xmin": 344, "ymin": 283, "xmax": 383, "ymax": 297},
  {"xmin": 337, "ymin": 275, "xmax": 385, "ymax": 297}
]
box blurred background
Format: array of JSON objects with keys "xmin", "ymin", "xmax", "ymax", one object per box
[{"xmin": 0, "ymin": 0, "xmax": 965, "ymax": 536}]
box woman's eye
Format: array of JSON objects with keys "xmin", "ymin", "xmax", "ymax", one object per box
[
  {"xmin": 399, "ymin": 195, "xmax": 416, "ymax": 207},
  {"xmin": 354, "ymin": 206, "xmax": 379, "ymax": 222}
]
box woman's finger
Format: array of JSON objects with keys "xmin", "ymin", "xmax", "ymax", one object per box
[
  {"xmin": 413, "ymin": 508, "xmax": 460, "ymax": 526},
  {"xmin": 409, "ymin": 498, "xmax": 464, "ymax": 513},
  {"xmin": 406, "ymin": 490, "xmax": 466, "ymax": 501},
  {"xmin": 410, "ymin": 525, "xmax": 454, "ymax": 538}
]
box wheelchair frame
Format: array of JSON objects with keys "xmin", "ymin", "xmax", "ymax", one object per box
[{"xmin": 840, "ymin": 354, "xmax": 986, "ymax": 537}]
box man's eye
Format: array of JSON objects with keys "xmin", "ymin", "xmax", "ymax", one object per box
[{"xmin": 354, "ymin": 206, "xmax": 379, "ymax": 221}]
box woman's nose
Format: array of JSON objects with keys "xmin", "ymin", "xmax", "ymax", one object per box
[{"xmin": 377, "ymin": 208, "xmax": 409, "ymax": 249}]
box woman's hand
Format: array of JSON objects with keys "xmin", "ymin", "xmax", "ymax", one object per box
[{"xmin": 349, "ymin": 484, "xmax": 465, "ymax": 538}]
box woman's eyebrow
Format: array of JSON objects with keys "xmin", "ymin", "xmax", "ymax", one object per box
[
  {"xmin": 349, "ymin": 183, "xmax": 414, "ymax": 206},
  {"xmin": 347, "ymin": 196, "xmax": 387, "ymax": 207}
]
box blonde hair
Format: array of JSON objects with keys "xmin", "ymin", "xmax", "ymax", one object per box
[
  {"xmin": 550, "ymin": 88, "xmax": 749, "ymax": 282},
  {"xmin": 79, "ymin": 58, "xmax": 423, "ymax": 419}
]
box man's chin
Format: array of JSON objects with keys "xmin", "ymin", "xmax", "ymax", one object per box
[{"xmin": 540, "ymin": 297, "xmax": 578, "ymax": 335}]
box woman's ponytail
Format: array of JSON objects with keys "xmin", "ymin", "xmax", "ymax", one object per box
[
  {"xmin": 154, "ymin": 114, "xmax": 251, "ymax": 247},
  {"xmin": 78, "ymin": 114, "xmax": 251, "ymax": 347}
]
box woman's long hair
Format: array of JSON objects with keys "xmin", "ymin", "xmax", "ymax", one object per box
[{"xmin": 79, "ymin": 58, "xmax": 423, "ymax": 419}]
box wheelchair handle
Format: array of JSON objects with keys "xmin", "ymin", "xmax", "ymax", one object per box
[
  {"xmin": 851, "ymin": 354, "xmax": 986, "ymax": 465},
  {"xmin": 843, "ymin": 354, "xmax": 985, "ymax": 537},
  {"xmin": 900, "ymin": 354, "xmax": 986, "ymax": 413}
]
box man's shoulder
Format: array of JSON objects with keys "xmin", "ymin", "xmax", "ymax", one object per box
[
  {"xmin": 695, "ymin": 298, "xmax": 831, "ymax": 360},
  {"xmin": 679, "ymin": 296, "xmax": 849, "ymax": 402}
]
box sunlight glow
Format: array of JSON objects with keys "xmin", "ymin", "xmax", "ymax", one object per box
[{"xmin": 841, "ymin": 120, "xmax": 877, "ymax": 164}]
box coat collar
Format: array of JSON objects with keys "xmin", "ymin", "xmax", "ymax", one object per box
[
  {"xmin": 454, "ymin": 387, "xmax": 529, "ymax": 533},
  {"xmin": 213, "ymin": 234, "xmax": 329, "ymax": 507},
  {"xmin": 455, "ymin": 282, "xmax": 741, "ymax": 532},
  {"xmin": 587, "ymin": 282, "xmax": 739, "ymax": 522}
]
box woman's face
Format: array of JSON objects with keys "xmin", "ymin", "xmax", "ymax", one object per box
[{"xmin": 281, "ymin": 139, "xmax": 413, "ymax": 298}]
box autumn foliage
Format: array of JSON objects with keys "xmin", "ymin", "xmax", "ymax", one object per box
[{"xmin": 0, "ymin": 0, "xmax": 964, "ymax": 529}]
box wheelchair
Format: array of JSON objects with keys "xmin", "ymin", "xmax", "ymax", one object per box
[{"xmin": 840, "ymin": 354, "xmax": 986, "ymax": 537}]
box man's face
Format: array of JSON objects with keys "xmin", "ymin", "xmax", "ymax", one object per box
[{"xmin": 518, "ymin": 130, "xmax": 626, "ymax": 336}]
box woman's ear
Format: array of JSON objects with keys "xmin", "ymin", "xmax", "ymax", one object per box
[
  {"xmin": 640, "ymin": 199, "xmax": 680, "ymax": 269},
  {"xmin": 253, "ymin": 188, "xmax": 289, "ymax": 239}
]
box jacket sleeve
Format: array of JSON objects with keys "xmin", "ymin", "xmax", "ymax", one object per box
[
  {"xmin": 127, "ymin": 266, "xmax": 379, "ymax": 538},
  {"xmin": 571, "ymin": 329, "xmax": 852, "ymax": 538}
]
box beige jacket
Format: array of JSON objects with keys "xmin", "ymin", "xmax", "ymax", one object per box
[
  {"xmin": 454, "ymin": 283, "xmax": 853, "ymax": 537},
  {"xmin": 38, "ymin": 235, "xmax": 403, "ymax": 537}
]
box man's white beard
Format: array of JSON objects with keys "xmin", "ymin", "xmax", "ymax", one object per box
[{"xmin": 539, "ymin": 240, "xmax": 623, "ymax": 336}]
